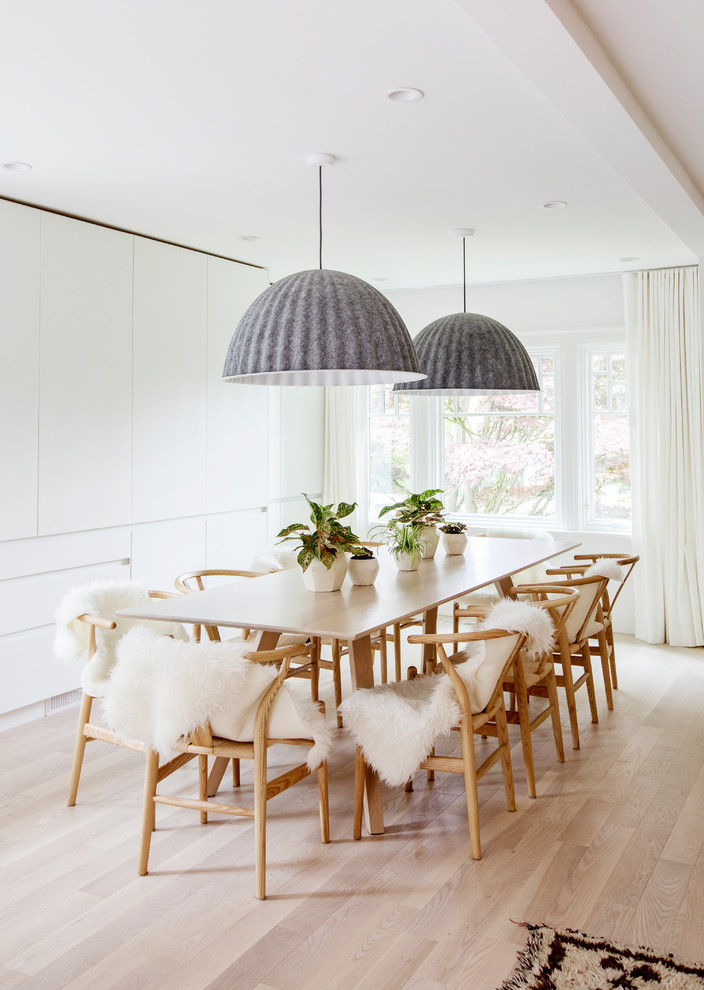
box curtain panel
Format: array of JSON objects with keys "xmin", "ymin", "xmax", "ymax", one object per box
[
  {"xmin": 322, "ymin": 386, "xmax": 359, "ymax": 530},
  {"xmin": 624, "ymin": 266, "xmax": 704, "ymax": 646}
]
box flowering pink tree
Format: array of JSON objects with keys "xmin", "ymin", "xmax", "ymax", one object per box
[
  {"xmin": 592, "ymin": 414, "xmax": 630, "ymax": 519},
  {"xmin": 444, "ymin": 401, "xmax": 555, "ymax": 516}
]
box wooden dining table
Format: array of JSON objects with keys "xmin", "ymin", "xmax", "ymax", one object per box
[{"xmin": 118, "ymin": 536, "xmax": 577, "ymax": 834}]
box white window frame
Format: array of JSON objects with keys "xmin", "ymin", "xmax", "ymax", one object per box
[
  {"xmin": 581, "ymin": 342, "xmax": 631, "ymax": 533},
  {"xmin": 362, "ymin": 327, "xmax": 631, "ymax": 537}
]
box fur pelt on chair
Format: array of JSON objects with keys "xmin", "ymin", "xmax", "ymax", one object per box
[
  {"xmin": 339, "ymin": 601, "xmax": 554, "ymax": 787},
  {"xmin": 103, "ymin": 627, "xmax": 333, "ymax": 769},
  {"xmin": 250, "ymin": 547, "xmax": 299, "ymax": 573},
  {"xmin": 53, "ymin": 579, "xmax": 189, "ymax": 697},
  {"xmin": 586, "ymin": 558, "xmax": 626, "ymax": 583}
]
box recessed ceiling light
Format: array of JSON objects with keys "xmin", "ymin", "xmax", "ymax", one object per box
[
  {"xmin": 238, "ymin": 235, "xmax": 260, "ymax": 242},
  {"xmin": 3, "ymin": 161, "xmax": 32, "ymax": 171},
  {"xmin": 384, "ymin": 87, "xmax": 424, "ymax": 103},
  {"xmin": 540, "ymin": 200, "xmax": 567, "ymax": 209},
  {"xmin": 618, "ymin": 256, "xmax": 639, "ymax": 262}
]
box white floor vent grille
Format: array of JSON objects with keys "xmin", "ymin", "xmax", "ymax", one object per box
[{"xmin": 45, "ymin": 688, "xmax": 82, "ymax": 715}]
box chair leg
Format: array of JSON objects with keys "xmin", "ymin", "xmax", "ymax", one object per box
[
  {"xmin": 353, "ymin": 746, "xmax": 365, "ymax": 840},
  {"xmin": 199, "ymin": 755, "xmax": 208, "ymax": 824},
  {"xmin": 453, "ymin": 605, "xmax": 459, "ymax": 634},
  {"xmin": 138, "ymin": 749, "xmax": 159, "ymax": 876},
  {"xmin": 514, "ymin": 671, "xmax": 536, "ymax": 799},
  {"xmin": 332, "ymin": 639, "xmax": 343, "ymax": 728},
  {"xmin": 232, "ymin": 758, "xmax": 241, "ymax": 787},
  {"xmin": 544, "ymin": 667, "xmax": 565, "ymax": 763},
  {"xmin": 559, "ymin": 653, "xmax": 581, "ymax": 750},
  {"xmin": 607, "ymin": 621, "xmax": 618, "ymax": 689},
  {"xmin": 495, "ymin": 703, "xmax": 516, "ymax": 813},
  {"xmin": 317, "ymin": 761, "xmax": 330, "ymax": 844},
  {"xmin": 582, "ymin": 642, "xmax": 599, "ymax": 724},
  {"xmin": 253, "ymin": 743, "xmax": 268, "ymax": 900},
  {"xmin": 394, "ymin": 624, "xmax": 402, "ymax": 681},
  {"xmin": 459, "ymin": 719, "xmax": 482, "ymax": 860},
  {"xmin": 68, "ymin": 691, "xmax": 93, "ymax": 806},
  {"xmin": 597, "ymin": 629, "xmax": 614, "ymax": 710},
  {"xmin": 309, "ymin": 636, "xmax": 320, "ymax": 704},
  {"xmin": 379, "ymin": 634, "xmax": 388, "ymax": 685}
]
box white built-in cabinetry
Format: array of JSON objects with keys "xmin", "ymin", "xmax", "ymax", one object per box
[
  {"xmin": 0, "ymin": 199, "xmax": 324, "ymax": 726},
  {"xmin": 39, "ymin": 214, "xmax": 134, "ymax": 535},
  {"xmin": 0, "ymin": 202, "xmax": 40, "ymax": 542}
]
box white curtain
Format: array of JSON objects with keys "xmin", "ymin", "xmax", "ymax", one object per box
[
  {"xmin": 322, "ymin": 386, "xmax": 359, "ymax": 528},
  {"xmin": 624, "ymin": 266, "xmax": 704, "ymax": 646}
]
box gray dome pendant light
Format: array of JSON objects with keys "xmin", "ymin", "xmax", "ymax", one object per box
[
  {"xmin": 222, "ymin": 154, "xmax": 425, "ymax": 387},
  {"xmin": 394, "ymin": 230, "xmax": 539, "ymax": 395}
]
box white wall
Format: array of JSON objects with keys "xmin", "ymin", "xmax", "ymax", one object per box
[
  {"xmin": 384, "ymin": 273, "xmax": 624, "ymax": 337},
  {"xmin": 0, "ymin": 200, "xmax": 324, "ymax": 728}
]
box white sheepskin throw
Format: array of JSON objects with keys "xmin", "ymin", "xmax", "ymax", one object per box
[
  {"xmin": 586, "ymin": 558, "xmax": 626, "ymax": 583},
  {"xmin": 479, "ymin": 599, "xmax": 555, "ymax": 660},
  {"xmin": 53, "ymin": 579, "xmax": 189, "ymax": 698},
  {"xmin": 103, "ymin": 628, "xmax": 333, "ymax": 770},
  {"xmin": 250, "ymin": 547, "xmax": 299, "ymax": 573},
  {"xmin": 340, "ymin": 600, "xmax": 553, "ymax": 787}
]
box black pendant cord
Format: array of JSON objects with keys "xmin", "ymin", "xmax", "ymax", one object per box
[
  {"xmin": 462, "ymin": 236, "xmax": 467, "ymax": 314},
  {"xmin": 319, "ymin": 165, "xmax": 323, "ymax": 270}
]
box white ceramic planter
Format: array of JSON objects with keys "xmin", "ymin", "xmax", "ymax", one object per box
[
  {"xmin": 442, "ymin": 532, "xmax": 468, "ymax": 555},
  {"xmin": 393, "ymin": 550, "xmax": 422, "ymax": 571},
  {"xmin": 349, "ymin": 556, "xmax": 379, "ymax": 586},
  {"xmin": 421, "ymin": 525, "xmax": 440, "ymax": 559},
  {"xmin": 301, "ymin": 555, "xmax": 348, "ymax": 592}
]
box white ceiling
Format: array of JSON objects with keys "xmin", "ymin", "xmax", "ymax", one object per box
[{"xmin": 1, "ymin": 0, "xmax": 702, "ymax": 290}]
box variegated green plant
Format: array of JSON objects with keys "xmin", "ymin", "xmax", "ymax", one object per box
[
  {"xmin": 277, "ymin": 495, "xmax": 362, "ymax": 571},
  {"xmin": 378, "ymin": 488, "xmax": 445, "ymax": 527}
]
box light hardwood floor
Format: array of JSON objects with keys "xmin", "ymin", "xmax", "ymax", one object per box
[{"xmin": 1, "ymin": 634, "xmax": 704, "ymax": 989}]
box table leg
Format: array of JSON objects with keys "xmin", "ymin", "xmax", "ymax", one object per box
[
  {"xmin": 348, "ymin": 635, "xmax": 384, "ymax": 835},
  {"xmin": 494, "ymin": 575, "xmax": 515, "ymax": 598},
  {"xmin": 207, "ymin": 628, "xmax": 282, "ymax": 796}
]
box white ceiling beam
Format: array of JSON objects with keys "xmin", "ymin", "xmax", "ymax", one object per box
[{"xmin": 454, "ymin": 0, "xmax": 704, "ymax": 256}]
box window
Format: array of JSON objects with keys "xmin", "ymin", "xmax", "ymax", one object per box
[
  {"xmin": 442, "ymin": 354, "xmax": 556, "ymax": 519},
  {"xmin": 363, "ymin": 335, "xmax": 630, "ymax": 534},
  {"xmin": 586, "ymin": 350, "xmax": 630, "ymax": 523},
  {"xmin": 368, "ymin": 385, "xmax": 410, "ymax": 518}
]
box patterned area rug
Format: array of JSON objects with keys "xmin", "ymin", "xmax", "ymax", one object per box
[{"xmin": 500, "ymin": 924, "xmax": 704, "ymax": 989}]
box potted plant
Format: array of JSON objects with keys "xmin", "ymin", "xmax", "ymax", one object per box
[
  {"xmin": 373, "ymin": 519, "xmax": 428, "ymax": 571},
  {"xmin": 348, "ymin": 546, "xmax": 379, "ymax": 586},
  {"xmin": 277, "ymin": 495, "xmax": 361, "ymax": 592},
  {"xmin": 440, "ymin": 521, "xmax": 468, "ymax": 556},
  {"xmin": 378, "ymin": 489, "xmax": 445, "ymax": 558}
]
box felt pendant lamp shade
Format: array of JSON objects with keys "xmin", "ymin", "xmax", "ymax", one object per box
[
  {"xmin": 221, "ymin": 154, "xmax": 425, "ymax": 388},
  {"xmin": 394, "ymin": 230, "xmax": 539, "ymax": 395},
  {"xmin": 222, "ymin": 268, "xmax": 424, "ymax": 387},
  {"xmin": 395, "ymin": 311, "xmax": 539, "ymax": 395}
]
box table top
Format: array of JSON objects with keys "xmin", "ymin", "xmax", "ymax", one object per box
[{"xmin": 119, "ymin": 537, "xmax": 578, "ymax": 641}]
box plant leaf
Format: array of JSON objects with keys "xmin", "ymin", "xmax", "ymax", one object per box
[{"xmin": 336, "ymin": 501, "xmax": 357, "ymax": 520}]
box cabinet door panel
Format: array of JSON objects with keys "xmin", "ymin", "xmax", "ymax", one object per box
[
  {"xmin": 0, "ymin": 202, "xmax": 40, "ymax": 540},
  {"xmin": 206, "ymin": 258, "xmax": 268, "ymax": 513},
  {"xmin": 130, "ymin": 518, "xmax": 206, "ymax": 591},
  {"xmin": 38, "ymin": 214, "xmax": 133, "ymax": 534},
  {"xmin": 132, "ymin": 239, "xmax": 207, "ymax": 522},
  {"xmin": 206, "ymin": 509, "xmax": 269, "ymax": 569}
]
